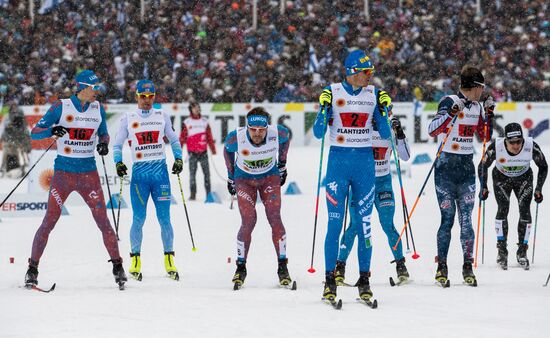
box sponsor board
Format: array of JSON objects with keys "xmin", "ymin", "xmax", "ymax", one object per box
[{"xmin": 0, "ymin": 194, "xmax": 68, "ymax": 217}]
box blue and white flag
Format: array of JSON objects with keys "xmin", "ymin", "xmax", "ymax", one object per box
[
  {"xmin": 38, "ymin": 0, "xmax": 64, "ymax": 14},
  {"xmin": 308, "ymin": 44, "xmax": 319, "ymax": 73}
]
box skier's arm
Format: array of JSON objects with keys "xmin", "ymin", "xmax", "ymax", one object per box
[
  {"xmin": 112, "ymin": 115, "xmax": 129, "ymax": 163},
  {"xmin": 224, "ymin": 130, "xmax": 238, "ymax": 180},
  {"xmin": 475, "ymin": 112, "xmax": 493, "ymax": 142},
  {"xmin": 205, "ymin": 124, "xmax": 217, "ymax": 154},
  {"xmin": 478, "ymin": 142, "xmax": 496, "ymax": 188},
  {"xmin": 533, "ymin": 142, "xmax": 548, "ymax": 191},
  {"xmin": 428, "ymin": 97, "xmax": 455, "ymax": 137},
  {"xmin": 374, "ymin": 88, "xmax": 391, "ymax": 140},
  {"xmin": 179, "ymin": 123, "xmax": 188, "ymax": 148},
  {"xmin": 164, "ymin": 113, "xmax": 183, "ymax": 160},
  {"xmin": 277, "ymin": 125, "xmax": 290, "ymax": 165},
  {"xmin": 31, "ymin": 100, "xmax": 62, "ymax": 140},
  {"xmin": 396, "ymin": 137, "xmax": 411, "ymax": 161},
  {"xmin": 313, "ymin": 86, "xmax": 332, "ymax": 139},
  {"xmin": 97, "ymin": 105, "xmax": 110, "ymax": 145}
]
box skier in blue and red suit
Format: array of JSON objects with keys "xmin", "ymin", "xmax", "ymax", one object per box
[
  {"xmin": 24, "ymin": 70, "xmax": 126, "ymax": 289},
  {"xmin": 223, "ymin": 107, "xmax": 291, "ymax": 289},
  {"xmin": 314, "ymin": 49, "xmax": 392, "ymax": 302}
]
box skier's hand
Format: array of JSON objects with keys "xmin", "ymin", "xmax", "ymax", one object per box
[
  {"xmin": 391, "ymin": 117, "xmax": 406, "ymax": 139},
  {"xmin": 227, "ymin": 178, "xmax": 236, "ymax": 196},
  {"xmin": 534, "ymin": 190, "xmax": 543, "ymax": 203},
  {"xmin": 449, "ymin": 97, "xmax": 466, "ymax": 116},
  {"xmin": 116, "ymin": 162, "xmax": 128, "ymax": 177},
  {"xmin": 319, "ymin": 89, "xmax": 332, "ymax": 107},
  {"xmin": 96, "ymin": 142, "xmax": 109, "ymax": 156},
  {"xmin": 278, "ymin": 163, "xmax": 287, "ymax": 186},
  {"xmin": 172, "ymin": 158, "xmax": 183, "ymax": 175},
  {"xmin": 483, "ymin": 95, "xmax": 495, "ymax": 118},
  {"xmin": 51, "ymin": 126, "xmax": 68, "ymax": 137},
  {"xmin": 479, "ymin": 187, "xmax": 489, "ymax": 201},
  {"xmin": 378, "ymin": 90, "xmax": 392, "ymax": 108}
]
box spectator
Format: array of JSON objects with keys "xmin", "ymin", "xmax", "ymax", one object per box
[{"xmin": 0, "ymin": 101, "xmax": 32, "ymax": 178}]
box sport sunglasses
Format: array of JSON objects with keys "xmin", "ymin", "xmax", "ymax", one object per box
[
  {"xmin": 136, "ymin": 93, "xmax": 156, "ymax": 99},
  {"xmin": 79, "ymin": 82, "xmax": 102, "ymax": 91}
]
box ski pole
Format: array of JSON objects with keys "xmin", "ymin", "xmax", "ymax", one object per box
[
  {"xmin": 0, "ymin": 139, "xmax": 56, "ymax": 209},
  {"xmin": 474, "ymin": 118, "xmax": 489, "ymax": 268},
  {"xmin": 101, "ymin": 155, "xmax": 119, "ymax": 240},
  {"xmin": 532, "ymin": 202, "xmax": 539, "ymax": 263},
  {"xmin": 308, "ymin": 105, "xmax": 328, "ymax": 274},
  {"xmin": 544, "ymin": 272, "xmax": 550, "ymax": 287},
  {"xmin": 115, "ymin": 177, "xmax": 124, "ymax": 240},
  {"xmin": 229, "ymin": 194, "xmax": 235, "ymax": 210},
  {"xmin": 481, "ymin": 200, "xmax": 485, "ymax": 264},
  {"xmin": 383, "ymin": 106, "xmax": 419, "ymax": 259},
  {"xmin": 393, "ymin": 114, "xmax": 458, "ymax": 250},
  {"xmin": 177, "ymin": 174, "xmax": 197, "ymax": 252}
]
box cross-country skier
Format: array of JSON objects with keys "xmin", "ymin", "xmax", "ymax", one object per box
[
  {"xmin": 113, "ymin": 79, "xmax": 183, "ymax": 281},
  {"xmin": 335, "ymin": 116, "xmax": 411, "ymax": 285},
  {"xmin": 25, "ymin": 70, "xmax": 127, "ymax": 289},
  {"xmin": 478, "ymin": 122, "xmax": 547, "ymax": 270},
  {"xmin": 313, "ymin": 49, "xmax": 391, "ymax": 303},
  {"xmin": 223, "ymin": 107, "xmax": 291, "ymax": 289},
  {"xmin": 428, "ymin": 65, "xmax": 494, "ymax": 286},
  {"xmin": 179, "ymin": 101, "xmax": 216, "ymax": 201}
]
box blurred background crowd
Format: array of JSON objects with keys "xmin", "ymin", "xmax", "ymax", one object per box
[{"xmin": 1, "ymin": 0, "xmax": 549, "ymax": 105}]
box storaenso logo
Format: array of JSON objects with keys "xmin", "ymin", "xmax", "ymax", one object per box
[
  {"xmin": 346, "ymin": 100, "xmax": 374, "ymax": 106},
  {"xmin": 244, "ymin": 157, "xmax": 273, "ymax": 169}
]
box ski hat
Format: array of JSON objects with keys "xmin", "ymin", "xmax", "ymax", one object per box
[
  {"xmin": 247, "ymin": 114, "xmax": 269, "ymax": 128},
  {"xmin": 504, "ymin": 122, "xmax": 523, "ymax": 140},
  {"xmin": 460, "ymin": 66, "xmax": 485, "ymax": 89},
  {"xmin": 136, "ymin": 79, "xmax": 156, "ymax": 94},
  {"xmin": 75, "ymin": 70, "xmax": 101, "ymax": 91},
  {"xmin": 344, "ymin": 50, "xmax": 374, "ymax": 76}
]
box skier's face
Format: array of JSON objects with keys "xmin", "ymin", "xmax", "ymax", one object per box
[
  {"xmin": 78, "ymin": 86, "xmax": 100, "ymax": 102},
  {"xmin": 506, "ymin": 138, "xmax": 524, "ymax": 155},
  {"xmin": 137, "ymin": 92, "xmax": 155, "ymax": 110},
  {"xmin": 346, "ymin": 69, "xmax": 372, "ymax": 87},
  {"xmin": 248, "ymin": 126, "xmax": 267, "ymax": 145}
]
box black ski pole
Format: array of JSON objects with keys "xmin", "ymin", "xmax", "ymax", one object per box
[
  {"xmin": 0, "ymin": 139, "xmax": 56, "ymax": 209},
  {"xmin": 544, "ymin": 272, "xmax": 550, "ymax": 287},
  {"xmin": 101, "ymin": 155, "xmax": 119, "ymax": 240},
  {"xmin": 115, "ymin": 177, "xmax": 124, "ymax": 240},
  {"xmin": 177, "ymin": 174, "xmax": 197, "ymax": 251}
]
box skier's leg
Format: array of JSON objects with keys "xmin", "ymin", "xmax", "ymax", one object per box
[
  {"xmin": 129, "ymin": 177, "xmax": 150, "ymax": 254},
  {"xmin": 493, "ymin": 169, "xmax": 513, "ymax": 242},
  {"xmin": 199, "ymin": 152, "xmax": 212, "ymax": 194},
  {"xmin": 236, "ymin": 178, "xmax": 258, "ymax": 261},
  {"xmin": 351, "ymin": 169, "xmax": 375, "ymax": 274},
  {"xmin": 151, "ymin": 171, "xmax": 174, "ymax": 253},
  {"xmin": 513, "ymin": 171, "xmax": 533, "ymax": 245},
  {"xmin": 258, "ymin": 174, "xmax": 287, "ymax": 259},
  {"xmin": 375, "ymin": 174, "xmax": 403, "ymax": 260},
  {"xmin": 435, "ymin": 166, "xmax": 457, "ymax": 262},
  {"xmin": 337, "ymin": 194, "xmax": 357, "ymax": 263},
  {"xmin": 456, "ymin": 172, "xmax": 476, "ymax": 263},
  {"xmin": 188, "ymin": 152, "xmax": 198, "ymax": 198}
]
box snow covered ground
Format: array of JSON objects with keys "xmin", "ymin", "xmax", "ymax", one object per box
[{"xmin": 0, "ymin": 143, "xmax": 549, "ymax": 338}]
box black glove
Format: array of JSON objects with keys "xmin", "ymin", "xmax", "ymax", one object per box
[
  {"xmin": 116, "ymin": 162, "xmax": 128, "ymax": 177},
  {"xmin": 534, "ymin": 190, "xmax": 543, "ymax": 204},
  {"xmin": 391, "ymin": 117, "xmax": 405, "ymax": 139},
  {"xmin": 51, "ymin": 126, "xmax": 68, "ymax": 137},
  {"xmin": 479, "ymin": 187, "xmax": 489, "ymax": 201},
  {"xmin": 449, "ymin": 96, "xmax": 467, "ymax": 116},
  {"xmin": 227, "ymin": 178, "xmax": 236, "ymax": 196},
  {"xmin": 278, "ymin": 163, "xmax": 287, "ymax": 186},
  {"xmin": 172, "ymin": 158, "xmax": 183, "ymax": 175},
  {"xmin": 483, "ymin": 96, "xmax": 495, "ymax": 118},
  {"xmin": 96, "ymin": 142, "xmax": 109, "ymax": 156}
]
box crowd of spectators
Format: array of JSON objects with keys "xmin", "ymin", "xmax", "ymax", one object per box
[{"xmin": 0, "ymin": 0, "xmax": 549, "ymax": 105}]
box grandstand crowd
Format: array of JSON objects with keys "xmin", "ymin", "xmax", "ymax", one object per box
[{"xmin": 0, "ymin": 0, "xmax": 549, "ymax": 105}]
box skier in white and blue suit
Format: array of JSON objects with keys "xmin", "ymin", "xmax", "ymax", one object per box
[{"xmin": 313, "ymin": 49, "xmax": 391, "ymax": 302}]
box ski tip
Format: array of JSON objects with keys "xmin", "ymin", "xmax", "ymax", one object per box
[
  {"xmin": 335, "ymin": 299, "xmax": 343, "ymax": 310},
  {"xmin": 51, "ymin": 283, "xmax": 57, "ymax": 291},
  {"xmin": 389, "ymin": 277, "xmax": 395, "ymax": 287},
  {"xmin": 372, "ymin": 299, "xmax": 378, "ymax": 309},
  {"xmin": 291, "ymin": 281, "xmax": 297, "ymax": 290}
]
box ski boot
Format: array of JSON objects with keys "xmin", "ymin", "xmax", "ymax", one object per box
[
  {"xmin": 111, "ymin": 258, "xmax": 128, "ymax": 290},
  {"xmin": 164, "ymin": 252, "xmax": 179, "ymax": 280},
  {"xmin": 129, "ymin": 253, "xmax": 142, "ymax": 281},
  {"xmin": 435, "ymin": 260, "xmax": 449, "ymax": 287},
  {"xmin": 496, "ymin": 241, "xmax": 508, "ymax": 270},
  {"xmin": 516, "ymin": 243, "xmax": 529, "ymax": 270},
  {"xmin": 356, "ymin": 272, "xmax": 373, "ymax": 301},
  {"xmin": 232, "ymin": 260, "xmax": 247, "ymax": 290},
  {"xmin": 395, "ymin": 257, "xmax": 409, "ymax": 280},
  {"xmin": 189, "ymin": 192, "xmax": 196, "ymax": 201},
  {"xmin": 277, "ymin": 258, "xmax": 292, "ymax": 286},
  {"xmin": 334, "ymin": 260, "xmax": 346, "ymax": 286},
  {"xmin": 24, "ymin": 260, "xmax": 39, "ymax": 289},
  {"xmin": 323, "ymin": 271, "xmax": 337, "ymax": 301},
  {"xmin": 462, "ymin": 261, "xmax": 477, "ymax": 286}
]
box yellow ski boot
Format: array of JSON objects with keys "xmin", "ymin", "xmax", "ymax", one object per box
[
  {"xmin": 129, "ymin": 253, "xmax": 142, "ymax": 281},
  {"xmin": 164, "ymin": 252, "xmax": 179, "ymax": 281}
]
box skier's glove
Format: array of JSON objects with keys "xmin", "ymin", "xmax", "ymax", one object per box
[
  {"xmin": 534, "ymin": 190, "xmax": 543, "ymax": 204},
  {"xmin": 378, "ymin": 90, "xmax": 392, "ymax": 108},
  {"xmin": 227, "ymin": 178, "xmax": 236, "ymax": 196},
  {"xmin": 449, "ymin": 97, "xmax": 466, "ymax": 116},
  {"xmin": 96, "ymin": 142, "xmax": 109, "ymax": 156},
  {"xmin": 51, "ymin": 126, "xmax": 68, "ymax": 137},
  {"xmin": 116, "ymin": 162, "xmax": 128, "ymax": 177},
  {"xmin": 172, "ymin": 158, "xmax": 183, "ymax": 175},
  {"xmin": 319, "ymin": 89, "xmax": 332, "ymax": 107},
  {"xmin": 391, "ymin": 117, "xmax": 406, "ymax": 139},
  {"xmin": 479, "ymin": 187, "xmax": 489, "ymax": 201},
  {"xmin": 278, "ymin": 163, "xmax": 287, "ymax": 186},
  {"xmin": 483, "ymin": 96, "xmax": 496, "ymax": 118}
]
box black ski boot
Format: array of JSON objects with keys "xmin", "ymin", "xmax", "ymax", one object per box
[
  {"xmin": 356, "ymin": 272, "xmax": 373, "ymax": 300},
  {"xmin": 277, "ymin": 258, "xmax": 292, "ymax": 286},
  {"xmin": 111, "ymin": 258, "xmax": 127, "ymax": 290},
  {"xmin": 435, "ymin": 260, "xmax": 449, "ymax": 287},
  {"xmin": 496, "ymin": 241, "xmax": 508, "ymax": 270},
  {"xmin": 462, "ymin": 261, "xmax": 477, "ymax": 286},
  {"xmin": 189, "ymin": 192, "xmax": 196, "ymax": 201},
  {"xmin": 25, "ymin": 260, "xmax": 39, "ymax": 288},
  {"xmin": 334, "ymin": 260, "xmax": 346, "ymax": 286},
  {"xmin": 516, "ymin": 243, "xmax": 529, "ymax": 270},
  {"xmin": 232, "ymin": 260, "xmax": 247, "ymax": 290},
  {"xmin": 323, "ymin": 271, "xmax": 337, "ymax": 300},
  {"xmin": 395, "ymin": 258, "xmax": 410, "ymax": 280}
]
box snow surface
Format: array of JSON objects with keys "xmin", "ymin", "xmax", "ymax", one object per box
[{"xmin": 1, "ymin": 143, "xmax": 549, "ymax": 338}]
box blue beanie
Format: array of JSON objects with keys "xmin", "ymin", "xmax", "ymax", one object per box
[
  {"xmin": 136, "ymin": 79, "xmax": 156, "ymax": 94},
  {"xmin": 344, "ymin": 50, "xmax": 374, "ymax": 76},
  {"xmin": 75, "ymin": 70, "xmax": 101, "ymax": 91}
]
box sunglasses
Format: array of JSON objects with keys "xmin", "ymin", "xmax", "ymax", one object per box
[
  {"xmin": 352, "ymin": 67, "xmax": 374, "ymax": 76},
  {"xmin": 473, "ymin": 81, "xmax": 486, "ymax": 89},
  {"xmin": 79, "ymin": 82, "xmax": 102, "ymax": 91},
  {"xmin": 248, "ymin": 126, "xmax": 267, "ymax": 132},
  {"xmin": 137, "ymin": 93, "xmax": 156, "ymax": 99},
  {"xmin": 507, "ymin": 139, "xmax": 523, "ymax": 145}
]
